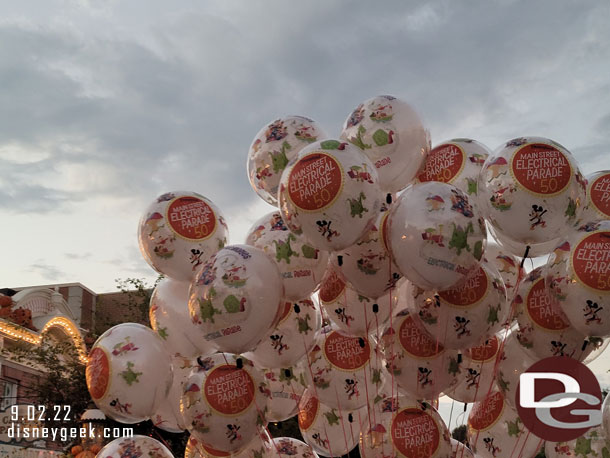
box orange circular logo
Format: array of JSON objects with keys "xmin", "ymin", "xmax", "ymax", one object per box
[
  {"xmin": 467, "ymin": 336, "xmax": 500, "ymax": 362},
  {"xmin": 319, "ymin": 270, "xmax": 346, "ymax": 304},
  {"xmin": 86, "ymin": 347, "xmax": 110, "ymax": 400},
  {"xmin": 417, "ymin": 143, "xmax": 465, "ymax": 184},
  {"xmin": 166, "ymin": 196, "xmax": 217, "ymax": 240},
  {"xmin": 298, "ymin": 394, "xmax": 319, "ymax": 431},
  {"xmin": 324, "ymin": 331, "xmax": 370, "ymax": 370},
  {"xmin": 589, "ymin": 173, "xmax": 610, "ymax": 218},
  {"xmin": 380, "ymin": 211, "xmax": 391, "ymax": 254},
  {"xmin": 399, "ymin": 315, "xmax": 443, "ymax": 358},
  {"xmin": 572, "ymin": 231, "xmax": 610, "ymax": 291},
  {"xmin": 468, "ymin": 391, "xmax": 504, "ymax": 431},
  {"xmin": 439, "ymin": 267, "xmax": 487, "ymax": 306},
  {"xmin": 288, "ymin": 152, "xmax": 343, "ymax": 211},
  {"xmin": 526, "ymin": 278, "xmax": 569, "ymax": 330},
  {"xmin": 511, "ymin": 144, "xmax": 571, "ymax": 195},
  {"xmin": 204, "ymin": 365, "xmax": 255, "ymax": 416},
  {"xmin": 391, "ymin": 408, "xmax": 440, "ymax": 458}
]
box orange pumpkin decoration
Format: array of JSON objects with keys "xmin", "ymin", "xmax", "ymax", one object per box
[
  {"xmin": 89, "ymin": 444, "xmax": 102, "ymax": 454},
  {"xmin": 71, "ymin": 445, "xmax": 83, "ymax": 455},
  {"xmin": 0, "ymin": 296, "xmax": 12, "ymax": 307}
]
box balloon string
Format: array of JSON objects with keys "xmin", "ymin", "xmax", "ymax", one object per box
[
  {"xmin": 448, "ymin": 398, "xmax": 455, "ymax": 432},
  {"xmin": 332, "ymin": 383, "xmax": 352, "ymax": 457},
  {"xmin": 520, "ymin": 245, "xmax": 531, "ymax": 269}
]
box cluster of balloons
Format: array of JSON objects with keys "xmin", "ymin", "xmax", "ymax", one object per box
[{"xmin": 84, "ymin": 95, "xmax": 610, "ymax": 457}]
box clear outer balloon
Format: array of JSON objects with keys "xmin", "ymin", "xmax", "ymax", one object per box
[
  {"xmin": 269, "ymin": 437, "xmax": 319, "ymax": 458},
  {"xmin": 483, "ymin": 243, "xmax": 524, "ymax": 304},
  {"xmin": 247, "ymin": 116, "xmax": 328, "ymax": 206},
  {"xmin": 138, "ymin": 191, "xmax": 229, "ymax": 282},
  {"xmin": 545, "ymin": 425, "xmax": 610, "ymax": 457},
  {"xmin": 186, "ymin": 428, "xmax": 275, "ymax": 458},
  {"xmin": 493, "ymin": 331, "xmax": 536, "ymax": 410},
  {"xmin": 487, "ymin": 223, "xmax": 560, "ymax": 258},
  {"xmin": 340, "ymin": 95, "xmax": 430, "ymax": 193},
  {"xmin": 245, "ymin": 211, "xmax": 329, "ymax": 301},
  {"xmin": 318, "ymin": 266, "xmax": 401, "ymax": 337},
  {"xmin": 478, "ymin": 136, "xmax": 586, "ymax": 249},
  {"xmin": 360, "ymin": 394, "xmax": 452, "ymax": 458},
  {"xmin": 602, "ymin": 395, "xmax": 610, "ymax": 438},
  {"xmin": 407, "ymin": 260, "xmax": 508, "ymax": 350},
  {"xmin": 245, "ymin": 297, "xmax": 321, "ymax": 369},
  {"xmin": 304, "ymin": 326, "xmax": 384, "ymax": 410},
  {"xmin": 298, "ymin": 389, "xmax": 364, "ymax": 456},
  {"xmin": 188, "ymin": 244, "xmax": 284, "ymax": 353},
  {"xmin": 514, "ymin": 266, "xmax": 596, "ymax": 361},
  {"xmin": 416, "ymin": 138, "xmax": 490, "ymax": 199},
  {"xmin": 98, "ymin": 435, "xmax": 174, "ymax": 457},
  {"xmin": 380, "ymin": 310, "xmax": 461, "ymax": 400},
  {"xmin": 467, "ymin": 391, "xmax": 542, "ymax": 458},
  {"xmin": 150, "ymin": 278, "xmax": 215, "ymax": 358},
  {"xmin": 331, "ymin": 205, "xmax": 404, "ymax": 299},
  {"xmin": 278, "ymin": 139, "xmax": 382, "ymax": 251},
  {"xmin": 388, "ymin": 182, "xmax": 487, "ymax": 291},
  {"xmin": 450, "ymin": 438, "xmax": 475, "ymax": 458},
  {"xmin": 580, "ymin": 170, "xmax": 610, "ymax": 223},
  {"xmin": 446, "ymin": 334, "xmax": 503, "ymax": 404},
  {"xmin": 260, "ymin": 363, "xmax": 309, "ymax": 422},
  {"xmin": 180, "ymin": 353, "xmax": 270, "ymax": 453},
  {"xmin": 152, "ymin": 396, "xmax": 183, "ymax": 433},
  {"xmin": 546, "ymin": 221, "xmax": 610, "ymax": 338},
  {"xmin": 85, "ymin": 323, "xmax": 172, "ymax": 424}
]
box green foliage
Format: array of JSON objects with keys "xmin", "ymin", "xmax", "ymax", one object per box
[{"xmin": 451, "ymin": 424, "xmax": 468, "ymax": 444}]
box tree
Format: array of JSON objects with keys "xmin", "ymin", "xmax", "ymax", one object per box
[{"xmin": 451, "ymin": 424, "xmax": 468, "ymax": 444}]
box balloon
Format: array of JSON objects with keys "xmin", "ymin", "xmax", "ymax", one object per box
[
  {"xmin": 483, "ymin": 243, "xmax": 524, "ymax": 304},
  {"xmin": 247, "ymin": 116, "xmax": 328, "ymax": 206},
  {"xmin": 416, "ymin": 138, "xmax": 490, "ymax": 200},
  {"xmin": 330, "ymin": 206, "xmax": 403, "ymax": 299},
  {"xmin": 246, "ymin": 298, "xmax": 321, "ymax": 369},
  {"xmin": 380, "ymin": 310, "xmax": 461, "ymax": 400},
  {"xmin": 298, "ymin": 389, "xmax": 364, "ymax": 456},
  {"xmin": 493, "ymin": 332, "xmax": 536, "ymax": 410},
  {"xmin": 514, "ymin": 266, "xmax": 596, "ymax": 361},
  {"xmin": 340, "ymin": 95, "xmax": 430, "ymax": 193},
  {"xmin": 387, "ymin": 182, "xmax": 487, "ymax": 290},
  {"xmin": 188, "ymin": 244, "xmax": 284, "ymax": 353},
  {"xmin": 138, "ymin": 191, "xmax": 229, "ymax": 282},
  {"xmin": 450, "ymin": 438, "xmax": 475, "ymax": 458},
  {"xmin": 304, "ymin": 326, "xmax": 383, "ymax": 410},
  {"xmin": 259, "ymin": 363, "xmax": 309, "ymax": 422},
  {"xmin": 269, "ymin": 437, "xmax": 319, "ymax": 458},
  {"xmin": 407, "ymin": 260, "xmax": 508, "ymax": 350},
  {"xmin": 573, "ymin": 170, "xmax": 610, "ymax": 228},
  {"xmin": 487, "ymin": 223, "xmax": 559, "ymax": 258},
  {"xmin": 446, "ymin": 334, "xmax": 503, "ymax": 404},
  {"xmin": 97, "ymin": 435, "xmax": 173, "ymax": 457},
  {"xmin": 603, "ymin": 393, "xmax": 610, "ymax": 442},
  {"xmin": 319, "ymin": 266, "xmax": 401, "ymax": 337},
  {"xmin": 478, "ymin": 137, "xmax": 586, "ymax": 251},
  {"xmin": 278, "ymin": 139, "xmax": 382, "ymax": 251},
  {"xmin": 151, "ymin": 396, "xmax": 183, "ymax": 433},
  {"xmin": 545, "ymin": 425, "xmax": 610, "ymax": 457},
  {"xmin": 150, "ymin": 278, "xmax": 215, "ymax": 358},
  {"xmin": 180, "ymin": 353, "xmax": 269, "ymax": 453},
  {"xmin": 245, "ymin": 211, "xmax": 329, "ymax": 300},
  {"xmin": 546, "ymin": 221, "xmax": 610, "ymax": 337},
  {"xmin": 467, "ymin": 391, "xmax": 543, "ymax": 458},
  {"xmin": 86, "ymin": 323, "xmax": 172, "ymax": 423},
  {"xmin": 186, "ymin": 429, "xmax": 275, "ymax": 458},
  {"xmin": 360, "ymin": 395, "xmax": 452, "ymax": 458}
]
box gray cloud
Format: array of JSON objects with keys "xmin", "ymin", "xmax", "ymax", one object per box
[{"xmin": 28, "ymin": 262, "xmax": 63, "ymax": 281}]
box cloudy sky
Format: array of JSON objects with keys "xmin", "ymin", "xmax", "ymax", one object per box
[{"xmin": 1, "ymin": 0, "xmax": 610, "ymax": 293}]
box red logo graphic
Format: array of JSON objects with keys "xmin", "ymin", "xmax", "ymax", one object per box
[
  {"xmin": 86, "ymin": 347, "xmax": 110, "ymax": 400},
  {"xmin": 516, "ymin": 356, "xmax": 602, "ymax": 442},
  {"xmin": 324, "ymin": 331, "xmax": 370, "ymax": 370},
  {"xmin": 204, "ymin": 365, "xmax": 255, "ymax": 415},
  {"xmin": 439, "ymin": 266, "xmax": 487, "ymax": 306},
  {"xmin": 298, "ymin": 393, "xmax": 319, "ymax": 431},
  {"xmin": 572, "ymin": 231, "xmax": 610, "ymax": 291},
  {"xmin": 417, "ymin": 143, "xmax": 465, "ymax": 184},
  {"xmin": 319, "ymin": 270, "xmax": 346, "ymax": 304},
  {"xmin": 589, "ymin": 173, "xmax": 610, "ymax": 218},
  {"xmin": 511, "ymin": 144, "xmax": 571, "ymax": 195},
  {"xmin": 526, "ymin": 278, "xmax": 569, "ymax": 330},
  {"xmin": 391, "ymin": 408, "xmax": 440, "ymax": 458},
  {"xmin": 167, "ymin": 196, "xmax": 216, "ymax": 240},
  {"xmin": 468, "ymin": 391, "xmax": 505, "ymax": 431},
  {"xmin": 288, "ymin": 152, "xmax": 343, "ymax": 211},
  {"xmin": 467, "ymin": 336, "xmax": 499, "ymax": 363},
  {"xmin": 399, "ymin": 315, "xmax": 443, "ymax": 358}
]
